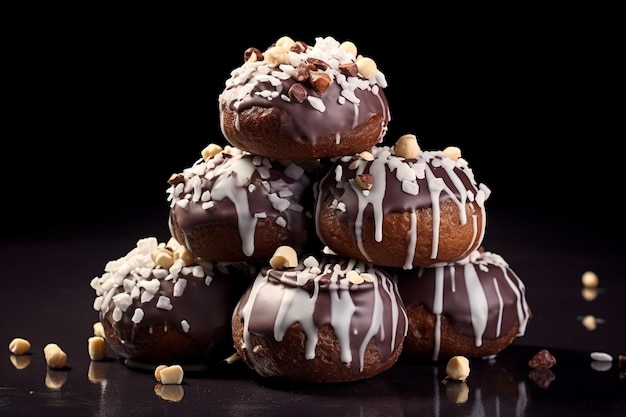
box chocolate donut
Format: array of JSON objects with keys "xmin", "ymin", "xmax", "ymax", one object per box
[
  {"xmin": 167, "ymin": 144, "xmax": 321, "ymax": 263},
  {"xmin": 219, "ymin": 36, "xmax": 390, "ymax": 159},
  {"xmin": 393, "ymin": 249, "xmax": 532, "ymax": 361},
  {"xmin": 232, "ymin": 250, "xmax": 408, "ymax": 383},
  {"xmin": 90, "ymin": 237, "xmax": 250, "ymax": 366},
  {"xmin": 314, "ymin": 135, "xmax": 490, "ymax": 268}
]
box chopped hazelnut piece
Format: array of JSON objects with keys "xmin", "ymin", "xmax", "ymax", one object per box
[
  {"xmin": 356, "ymin": 56, "xmax": 377, "ymax": 78},
  {"xmin": 581, "ymin": 271, "xmax": 599, "ymax": 288},
  {"xmin": 244, "ymin": 47, "xmax": 263, "ymax": 63},
  {"xmin": 309, "ymin": 71, "xmax": 332, "ymax": 93},
  {"xmin": 270, "ymin": 246, "xmax": 298, "ymax": 269},
  {"xmin": 201, "ymin": 144, "xmax": 223, "ymax": 160},
  {"xmin": 355, "ymin": 174, "xmax": 374, "ymax": 190},
  {"xmin": 442, "ymin": 146, "xmax": 462, "ymax": 161},
  {"xmin": 44, "ymin": 343, "xmax": 67, "ymax": 370},
  {"xmin": 339, "ymin": 41, "xmax": 357, "ymax": 56},
  {"xmin": 446, "ymin": 356, "xmax": 470, "ymax": 381},
  {"xmin": 394, "ymin": 134, "xmax": 421, "ymax": 159},
  {"xmin": 8, "ymin": 337, "xmax": 31, "ymax": 355}
]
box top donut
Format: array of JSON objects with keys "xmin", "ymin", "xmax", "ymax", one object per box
[{"xmin": 218, "ymin": 36, "xmax": 391, "ymax": 160}]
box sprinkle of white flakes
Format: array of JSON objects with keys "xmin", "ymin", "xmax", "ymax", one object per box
[
  {"xmin": 275, "ymin": 217, "xmax": 287, "ymax": 227},
  {"xmin": 157, "ymin": 296, "xmax": 173, "ymax": 311},
  {"xmin": 181, "ymin": 320, "xmax": 190, "ymax": 333},
  {"xmin": 284, "ymin": 163, "xmax": 304, "ymax": 180},
  {"xmin": 307, "ymin": 96, "xmax": 325, "ymax": 112},
  {"xmin": 131, "ymin": 308, "xmax": 144, "ymax": 324},
  {"xmin": 173, "ymin": 278, "xmax": 187, "ymax": 297},
  {"xmin": 268, "ymin": 193, "xmax": 290, "ymax": 212}
]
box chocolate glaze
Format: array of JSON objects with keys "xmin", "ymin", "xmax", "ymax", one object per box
[
  {"xmin": 167, "ymin": 147, "xmax": 320, "ymax": 258},
  {"xmin": 218, "ymin": 36, "xmax": 390, "ymax": 145},
  {"xmin": 91, "ymin": 237, "xmax": 252, "ymax": 363},
  {"xmin": 392, "ymin": 250, "xmax": 532, "ymax": 360},
  {"xmin": 234, "ymin": 255, "xmax": 408, "ymax": 375},
  {"xmin": 315, "ymin": 146, "xmax": 491, "ymax": 267}
]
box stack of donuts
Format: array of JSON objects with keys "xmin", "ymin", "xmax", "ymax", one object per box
[{"xmin": 91, "ymin": 35, "xmax": 531, "ymax": 383}]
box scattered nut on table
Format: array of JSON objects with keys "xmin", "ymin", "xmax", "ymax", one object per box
[
  {"xmin": 43, "ymin": 343, "xmax": 67, "ymax": 369},
  {"xmin": 154, "ymin": 364, "xmax": 184, "ymax": 385},
  {"xmin": 445, "ymin": 355, "xmax": 470, "ymax": 381},
  {"xmin": 88, "ymin": 336, "xmax": 108, "ymax": 361},
  {"xmin": 8, "ymin": 337, "xmax": 31, "ymax": 355}
]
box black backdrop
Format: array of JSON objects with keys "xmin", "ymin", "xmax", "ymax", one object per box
[{"xmin": 4, "ymin": 10, "xmax": 620, "ymax": 240}]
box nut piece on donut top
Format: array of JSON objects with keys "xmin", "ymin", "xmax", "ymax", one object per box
[
  {"xmin": 314, "ymin": 134, "xmax": 491, "ymax": 269},
  {"xmin": 218, "ymin": 35, "xmax": 391, "ymax": 159},
  {"xmin": 167, "ymin": 144, "xmax": 321, "ymax": 264},
  {"xmin": 232, "ymin": 246, "xmax": 408, "ymax": 383}
]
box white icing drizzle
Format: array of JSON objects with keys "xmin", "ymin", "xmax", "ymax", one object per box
[
  {"xmin": 463, "ymin": 262, "xmax": 489, "ymax": 347},
  {"xmin": 237, "ymin": 257, "xmax": 406, "ymax": 375},
  {"xmin": 423, "ymin": 250, "xmax": 531, "ymax": 360},
  {"xmin": 432, "ymin": 266, "xmax": 445, "ymax": 361},
  {"xmin": 318, "ymin": 147, "xmax": 490, "ymax": 268}
]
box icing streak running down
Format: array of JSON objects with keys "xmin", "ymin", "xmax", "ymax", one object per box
[
  {"xmin": 235, "ymin": 256, "xmax": 408, "ymax": 375},
  {"xmin": 315, "ymin": 147, "xmax": 491, "ymax": 268},
  {"xmin": 396, "ymin": 250, "xmax": 532, "ymax": 361}
]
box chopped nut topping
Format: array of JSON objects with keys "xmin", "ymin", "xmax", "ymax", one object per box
[
  {"xmin": 339, "ymin": 41, "xmax": 357, "ymax": 56},
  {"xmin": 346, "ymin": 270, "xmax": 364, "ymax": 284},
  {"xmin": 309, "ymin": 71, "xmax": 332, "ymax": 93},
  {"xmin": 339, "ymin": 62, "xmax": 359, "ymax": 77},
  {"xmin": 294, "ymin": 62, "xmax": 311, "ymax": 82},
  {"xmin": 244, "ymin": 47, "xmax": 263, "ymax": 63},
  {"xmin": 270, "ymin": 246, "xmax": 298, "ymax": 269},
  {"xmin": 290, "ymin": 40, "xmax": 308, "ymax": 53},
  {"xmin": 528, "ymin": 349, "xmax": 556, "ymax": 369},
  {"xmin": 442, "ymin": 146, "xmax": 462, "ymax": 161},
  {"xmin": 167, "ymin": 173, "xmax": 185, "ymax": 186},
  {"xmin": 356, "ymin": 56, "xmax": 377, "ymax": 78},
  {"xmin": 306, "ymin": 57, "xmax": 329, "ymax": 71},
  {"xmin": 275, "ymin": 36, "xmax": 295, "ymax": 50},
  {"xmin": 201, "ymin": 144, "xmax": 223, "ymax": 160},
  {"xmin": 394, "ymin": 134, "xmax": 421, "ymax": 159},
  {"xmin": 288, "ymin": 83, "xmax": 308, "ymax": 103},
  {"xmin": 355, "ymin": 174, "xmax": 374, "ymax": 190}
]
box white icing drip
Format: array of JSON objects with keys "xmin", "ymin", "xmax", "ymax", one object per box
[
  {"xmin": 463, "ymin": 263, "xmax": 489, "ymax": 347},
  {"xmin": 492, "ymin": 277, "xmax": 504, "ymax": 337},
  {"xmin": 239, "ymin": 273, "xmax": 270, "ymax": 376},
  {"xmin": 238, "ymin": 258, "xmax": 404, "ymax": 375},
  {"xmin": 404, "ymin": 210, "xmax": 417, "ymax": 270},
  {"xmin": 432, "ymin": 267, "xmax": 445, "ymax": 360},
  {"xmin": 329, "ymin": 262, "xmax": 358, "ymax": 365},
  {"xmin": 502, "ymin": 264, "xmax": 531, "ymax": 336},
  {"xmin": 207, "ymin": 157, "xmax": 258, "ymax": 256}
]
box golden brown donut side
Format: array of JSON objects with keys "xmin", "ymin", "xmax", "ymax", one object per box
[
  {"xmin": 220, "ymin": 104, "xmax": 387, "ymax": 160},
  {"xmin": 317, "ymin": 196, "xmax": 485, "ymax": 268},
  {"xmin": 231, "ymin": 321, "xmax": 403, "ymax": 383}
]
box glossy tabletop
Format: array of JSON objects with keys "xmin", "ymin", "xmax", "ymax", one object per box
[{"xmin": 1, "ymin": 207, "xmax": 624, "ymax": 417}]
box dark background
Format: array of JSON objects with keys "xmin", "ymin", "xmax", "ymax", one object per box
[{"xmin": 3, "ymin": 8, "xmax": 620, "ymax": 242}]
